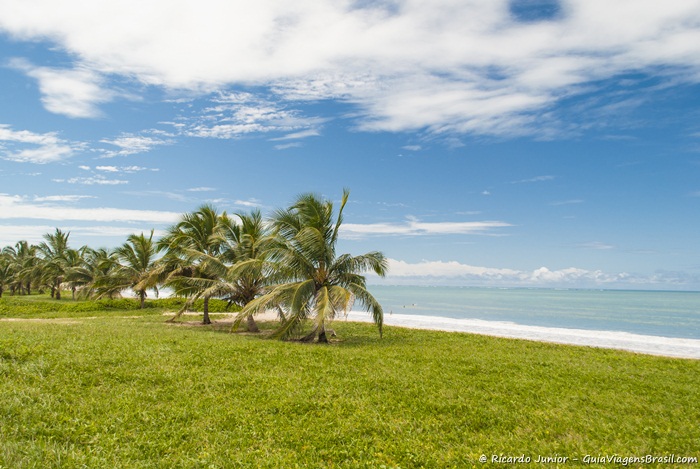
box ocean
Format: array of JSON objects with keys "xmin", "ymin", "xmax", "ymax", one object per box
[{"xmin": 346, "ymin": 285, "xmax": 700, "ymax": 358}]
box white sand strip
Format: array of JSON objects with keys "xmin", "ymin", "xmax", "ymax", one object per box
[{"xmin": 343, "ymin": 311, "xmax": 700, "ymax": 360}]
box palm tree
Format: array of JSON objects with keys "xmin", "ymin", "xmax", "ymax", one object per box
[
  {"xmin": 99, "ymin": 231, "xmax": 160, "ymax": 308},
  {"xmin": 76, "ymin": 247, "xmax": 120, "ymax": 300},
  {"xmin": 38, "ymin": 229, "xmax": 72, "ymax": 300},
  {"xmin": 3, "ymin": 241, "xmax": 40, "ymax": 295},
  {"xmin": 241, "ymin": 190, "xmax": 388, "ymax": 342},
  {"xmin": 158, "ymin": 205, "xmax": 231, "ymax": 324},
  {"xmin": 64, "ymin": 247, "xmax": 89, "ymax": 300},
  {"xmin": 219, "ymin": 210, "xmax": 277, "ymax": 332},
  {"xmin": 0, "ymin": 252, "xmax": 12, "ymax": 298}
]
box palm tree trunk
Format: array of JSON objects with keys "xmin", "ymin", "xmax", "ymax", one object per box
[
  {"xmin": 246, "ymin": 314, "xmax": 259, "ymax": 333},
  {"xmin": 139, "ymin": 291, "xmax": 146, "ymax": 309},
  {"xmin": 202, "ymin": 297, "xmax": 211, "ymax": 325}
]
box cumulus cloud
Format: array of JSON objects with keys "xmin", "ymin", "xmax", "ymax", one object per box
[
  {"xmin": 1, "ymin": 1, "xmax": 698, "ymax": 135},
  {"xmin": 0, "ymin": 124, "xmax": 81, "ymax": 163},
  {"xmin": 8, "ymin": 58, "xmax": 113, "ymax": 118}
]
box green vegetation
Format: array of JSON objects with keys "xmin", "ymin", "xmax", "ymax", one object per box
[
  {"xmin": 1, "ymin": 298, "xmax": 699, "ymax": 468},
  {"xmin": 0, "ymin": 190, "xmax": 386, "ymax": 340},
  {"xmin": 0, "ymin": 294, "xmax": 238, "ymax": 319}
]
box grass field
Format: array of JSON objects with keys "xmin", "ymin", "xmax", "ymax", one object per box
[{"xmin": 1, "ymin": 295, "xmax": 699, "ymax": 468}]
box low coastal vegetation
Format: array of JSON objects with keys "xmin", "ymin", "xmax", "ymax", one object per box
[
  {"xmin": 0, "ymin": 190, "xmax": 386, "ymax": 342},
  {"xmin": 1, "ymin": 296, "xmax": 699, "ymax": 468}
]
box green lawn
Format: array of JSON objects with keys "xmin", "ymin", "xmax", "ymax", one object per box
[{"xmin": 1, "ymin": 296, "xmax": 699, "ymax": 468}]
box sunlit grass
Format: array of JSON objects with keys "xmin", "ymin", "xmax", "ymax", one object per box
[{"xmin": 1, "ymin": 297, "xmax": 698, "ymax": 468}]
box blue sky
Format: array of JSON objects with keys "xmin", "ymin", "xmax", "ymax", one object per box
[{"xmin": 1, "ymin": 0, "xmax": 699, "ymax": 290}]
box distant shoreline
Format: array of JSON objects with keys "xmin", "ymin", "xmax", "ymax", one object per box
[{"xmin": 342, "ymin": 311, "xmax": 700, "ymax": 360}]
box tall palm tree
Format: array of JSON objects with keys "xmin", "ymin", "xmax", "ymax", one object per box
[
  {"xmin": 158, "ymin": 205, "xmax": 231, "ymax": 324},
  {"xmin": 38, "ymin": 229, "xmax": 72, "ymax": 300},
  {"xmin": 242, "ymin": 190, "xmax": 388, "ymax": 342}
]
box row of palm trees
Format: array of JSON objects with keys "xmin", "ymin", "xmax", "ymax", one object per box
[{"xmin": 0, "ymin": 191, "xmax": 388, "ymax": 342}]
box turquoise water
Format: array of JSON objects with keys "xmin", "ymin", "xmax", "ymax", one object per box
[{"xmin": 368, "ymin": 285, "xmax": 700, "ymax": 340}]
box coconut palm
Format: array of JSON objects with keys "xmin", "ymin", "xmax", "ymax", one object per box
[
  {"xmin": 3, "ymin": 241, "xmax": 40, "ymax": 295},
  {"xmin": 0, "ymin": 252, "xmax": 12, "ymax": 298},
  {"xmin": 64, "ymin": 247, "xmax": 90, "ymax": 300},
  {"xmin": 158, "ymin": 205, "xmax": 231, "ymax": 324},
  {"xmin": 38, "ymin": 228, "xmax": 72, "ymax": 299},
  {"xmin": 97, "ymin": 231, "xmax": 161, "ymax": 308},
  {"xmin": 241, "ymin": 190, "xmax": 387, "ymax": 342},
  {"xmin": 217, "ymin": 210, "xmax": 278, "ymax": 332},
  {"xmin": 76, "ymin": 247, "xmax": 120, "ymax": 299}
]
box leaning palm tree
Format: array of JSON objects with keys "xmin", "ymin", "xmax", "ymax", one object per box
[
  {"xmin": 241, "ymin": 190, "xmax": 388, "ymax": 342},
  {"xmin": 158, "ymin": 205, "xmax": 231, "ymax": 324}
]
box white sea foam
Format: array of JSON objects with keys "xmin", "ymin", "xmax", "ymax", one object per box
[{"xmin": 343, "ymin": 311, "xmax": 700, "ymax": 359}]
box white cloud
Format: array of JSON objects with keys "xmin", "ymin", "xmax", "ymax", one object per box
[
  {"xmin": 402, "ymin": 145, "xmax": 422, "ymax": 151},
  {"xmin": 183, "ymin": 94, "xmax": 324, "ymax": 139},
  {"xmin": 0, "ymin": 193, "xmax": 179, "ymax": 223},
  {"xmin": 99, "ymin": 134, "xmax": 173, "ymax": 158},
  {"xmin": 274, "ymin": 142, "xmax": 302, "ymax": 150},
  {"xmin": 94, "ymin": 165, "xmax": 157, "ymax": 173},
  {"xmin": 0, "ymin": 124, "xmax": 81, "ymax": 163},
  {"xmin": 187, "ymin": 187, "xmax": 216, "ymax": 192},
  {"xmin": 341, "ymin": 217, "xmax": 511, "ymax": 238},
  {"xmin": 232, "ymin": 198, "xmax": 263, "ymax": 208},
  {"xmin": 1, "ymin": 1, "xmax": 699, "ymax": 135},
  {"xmin": 0, "ymin": 224, "xmax": 166, "ymax": 246},
  {"xmin": 271, "ymin": 129, "xmax": 321, "ymax": 141},
  {"xmin": 33, "ymin": 195, "xmax": 95, "ymax": 202},
  {"xmin": 53, "ymin": 176, "xmax": 129, "ymax": 185},
  {"xmin": 9, "ymin": 58, "xmax": 112, "ymax": 118},
  {"xmin": 95, "ymin": 165, "xmax": 119, "ymax": 172},
  {"xmin": 377, "ymin": 258, "xmax": 669, "ymax": 288}
]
